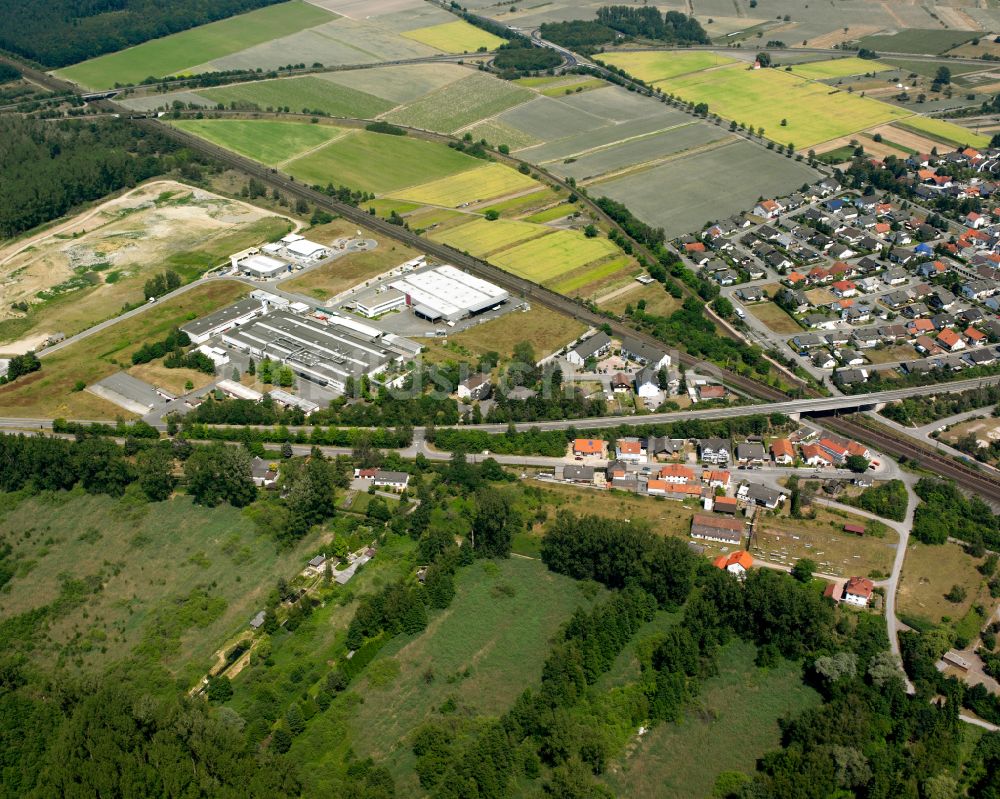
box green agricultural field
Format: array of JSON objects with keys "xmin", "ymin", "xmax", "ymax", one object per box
[
  {"xmin": 549, "ymin": 255, "xmax": 635, "ymax": 295},
  {"xmin": 893, "ymin": 116, "xmax": 990, "ymax": 149},
  {"xmin": 389, "ymin": 162, "xmax": 538, "ymax": 206},
  {"xmin": 201, "ymin": 76, "xmax": 394, "ymax": 118},
  {"xmin": 858, "ymin": 28, "xmax": 978, "ymax": 55},
  {"xmin": 491, "ymin": 229, "xmax": 620, "ymax": 283},
  {"xmin": 285, "ymin": 130, "xmax": 480, "ymax": 194},
  {"xmin": 0, "ymin": 490, "xmax": 323, "ymax": 683},
  {"xmin": 428, "ymin": 217, "xmax": 548, "ymax": 255},
  {"xmin": 599, "ymin": 50, "xmax": 738, "ymax": 83},
  {"xmin": 603, "ymin": 640, "xmax": 820, "ymax": 798},
  {"xmin": 789, "ymin": 57, "xmax": 891, "ymax": 80},
  {"xmin": 523, "ymin": 202, "xmax": 576, "ymax": 223},
  {"xmin": 401, "ymin": 19, "xmax": 506, "ymax": 52},
  {"xmin": 56, "ymin": 0, "xmax": 335, "ymax": 89},
  {"xmin": 882, "ymin": 58, "xmax": 987, "ymax": 81},
  {"xmin": 657, "ymin": 64, "xmax": 911, "ymax": 147},
  {"xmin": 171, "ymin": 119, "xmax": 345, "ymax": 165},
  {"xmin": 385, "ymin": 72, "xmax": 533, "ymax": 133}
]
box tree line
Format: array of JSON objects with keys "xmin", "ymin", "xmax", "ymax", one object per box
[
  {"xmin": 0, "ymin": 117, "xmax": 198, "ymax": 238},
  {"xmin": 0, "ymin": 0, "xmax": 286, "ymax": 68},
  {"xmin": 594, "ymin": 6, "xmax": 710, "ymax": 44}
]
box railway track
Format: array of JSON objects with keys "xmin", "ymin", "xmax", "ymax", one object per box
[{"xmin": 826, "ymin": 415, "xmax": 1000, "ymax": 504}]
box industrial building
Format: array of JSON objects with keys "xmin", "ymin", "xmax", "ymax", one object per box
[
  {"xmin": 280, "ymin": 233, "xmax": 328, "ymax": 261},
  {"xmin": 240, "ymin": 254, "xmax": 291, "ymax": 280},
  {"xmin": 353, "ymin": 287, "xmax": 407, "ymax": 319},
  {"xmin": 390, "ymin": 265, "xmax": 508, "ymax": 323},
  {"xmin": 221, "ymin": 309, "xmax": 420, "ymax": 392},
  {"xmin": 181, "ymin": 297, "xmax": 267, "ymax": 344}
]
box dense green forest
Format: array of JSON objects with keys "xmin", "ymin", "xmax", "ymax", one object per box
[
  {"xmin": 595, "ymin": 6, "xmax": 710, "ymax": 44},
  {"xmin": 0, "ymin": 117, "xmax": 203, "ymax": 238},
  {"xmin": 538, "ymin": 20, "xmax": 619, "ymax": 50},
  {"xmin": 0, "ymin": 0, "xmax": 286, "ymax": 68}
]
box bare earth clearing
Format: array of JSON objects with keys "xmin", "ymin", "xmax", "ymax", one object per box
[{"xmin": 0, "ymin": 180, "xmax": 295, "ymax": 353}]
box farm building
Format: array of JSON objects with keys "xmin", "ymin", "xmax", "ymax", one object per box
[
  {"xmin": 690, "ymin": 514, "xmax": 745, "ymax": 546},
  {"xmin": 390, "ymin": 265, "xmax": 508, "ymax": 322},
  {"xmin": 221, "ymin": 309, "xmax": 420, "ymax": 392}
]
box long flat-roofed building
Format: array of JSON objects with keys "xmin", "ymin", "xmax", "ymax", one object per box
[
  {"xmin": 222, "ymin": 309, "xmax": 419, "ymax": 392},
  {"xmin": 390, "ymin": 265, "xmax": 508, "ymax": 322},
  {"xmin": 181, "ymin": 297, "xmax": 267, "ymax": 344},
  {"xmin": 240, "ymin": 254, "xmax": 290, "ymax": 279}
]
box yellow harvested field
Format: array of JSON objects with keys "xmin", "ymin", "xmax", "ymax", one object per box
[
  {"xmin": 428, "ymin": 217, "xmax": 548, "ymax": 255},
  {"xmin": 598, "ymin": 50, "xmax": 738, "ymax": 83},
  {"xmin": 401, "ymin": 20, "xmax": 506, "ymax": 53},
  {"xmin": 656, "ymin": 64, "xmax": 912, "ymax": 147},
  {"xmin": 893, "ymin": 116, "xmax": 991, "ymax": 149},
  {"xmin": 789, "ymin": 57, "xmax": 890, "ymax": 80},
  {"xmin": 491, "ymin": 230, "xmax": 620, "ymax": 282},
  {"xmin": 389, "ymin": 162, "xmax": 538, "ymax": 207}
]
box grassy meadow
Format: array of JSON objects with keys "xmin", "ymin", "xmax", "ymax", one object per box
[
  {"xmin": 57, "ymin": 1, "xmax": 335, "ymax": 89},
  {"xmin": 893, "ymin": 116, "xmax": 991, "ymax": 149},
  {"xmin": 603, "ymin": 640, "xmax": 821, "ymax": 798},
  {"xmin": 599, "ymin": 50, "xmax": 738, "ymax": 82},
  {"xmin": 0, "ymin": 489, "xmax": 323, "ymax": 683}
]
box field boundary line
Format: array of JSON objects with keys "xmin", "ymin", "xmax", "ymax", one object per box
[
  {"xmin": 277, "ymin": 128, "xmax": 353, "ymax": 168},
  {"xmin": 535, "ymin": 120, "xmax": 701, "ymax": 165},
  {"xmin": 581, "ymin": 134, "xmax": 739, "ymax": 186}
]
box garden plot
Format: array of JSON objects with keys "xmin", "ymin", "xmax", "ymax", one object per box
[
  {"xmin": 384, "ymin": 72, "xmax": 533, "ymax": 133},
  {"xmin": 200, "ymin": 76, "xmax": 394, "ymax": 118},
  {"xmin": 401, "ymin": 19, "xmax": 506, "ymax": 52},
  {"xmin": 56, "ymin": 1, "xmax": 335, "ymax": 89},
  {"xmin": 197, "ymin": 16, "xmax": 439, "ymax": 73},
  {"xmin": 592, "ymin": 139, "xmax": 817, "ymax": 239},
  {"xmin": 0, "ymin": 182, "xmax": 290, "ymax": 353},
  {"xmin": 550, "ymin": 123, "xmax": 730, "ymax": 182},
  {"xmin": 388, "ymin": 162, "xmax": 538, "ymax": 207},
  {"xmin": 318, "ymin": 62, "xmax": 468, "ymax": 105}
]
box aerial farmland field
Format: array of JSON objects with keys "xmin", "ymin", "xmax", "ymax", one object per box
[
  {"xmin": 384, "ymin": 72, "xmax": 533, "ymax": 132},
  {"xmin": 200, "ymin": 76, "xmax": 394, "ymax": 118},
  {"xmin": 858, "ymin": 28, "xmax": 979, "ymax": 55},
  {"xmin": 789, "ymin": 57, "xmax": 891, "ymax": 80},
  {"xmin": 598, "ymin": 50, "xmax": 738, "ymax": 83},
  {"xmin": 319, "ymin": 62, "xmax": 468, "ymax": 105},
  {"xmin": 401, "ymin": 19, "xmax": 507, "ymax": 52},
  {"xmin": 428, "ymin": 217, "xmax": 548, "ymax": 255},
  {"xmin": 389, "ymin": 162, "xmax": 538, "ymax": 206},
  {"xmin": 284, "ymin": 130, "xmax": 480, "ymax": 194},
  {"xmin": 56, "ymin": 1, "xmax": 335, "ymax": 89},
  {"xmin": 656, "ymin": 63, "xmax": 912, "ymax": 147},
  {"xmin": 593, "ymin": 139, "xmax": 817, "ymax": 238},
  {"xmin": 892, "ymin": 116, "xmax": 991, "ymax": 149},
  {"xmin": 171, "ymin": 119, "xmax": 346, "ymax": 165},
  {"xmin": 490, "ymin": 229, "xmax": 620, "ymax": 283},
  {"xmin": 551, "ymin": 124, "xmax": 730, "ymax": 182}
]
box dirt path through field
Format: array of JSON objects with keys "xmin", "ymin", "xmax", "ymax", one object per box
[{"xmin": 277, "ymin": 128, "xmax": 353, "ymax": 167}]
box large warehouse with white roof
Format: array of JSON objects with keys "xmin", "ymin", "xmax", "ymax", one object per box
[{"xmin": 389, "ymin": 265, "xmax": 508, "ymax": 322}]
